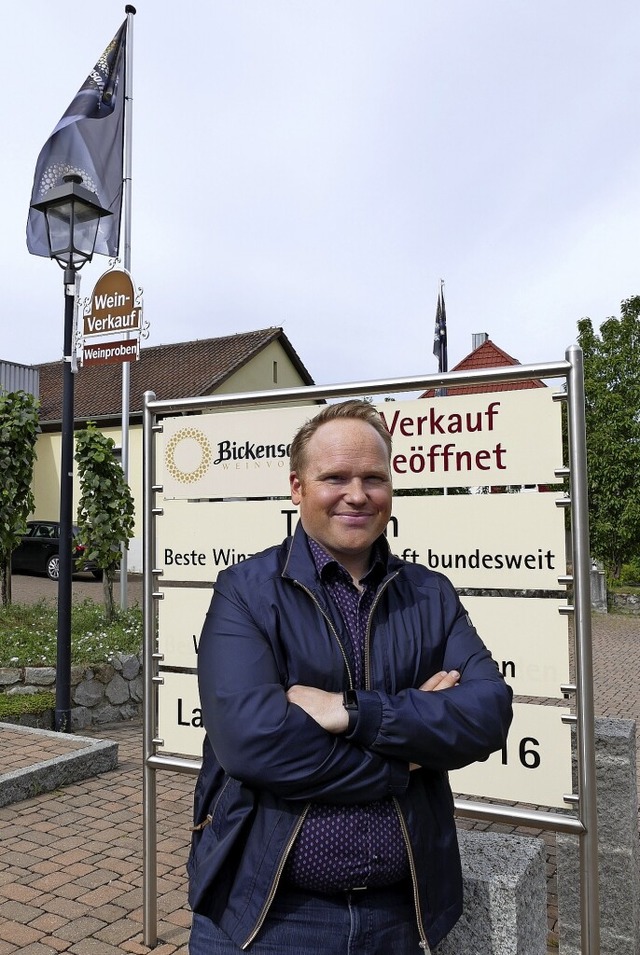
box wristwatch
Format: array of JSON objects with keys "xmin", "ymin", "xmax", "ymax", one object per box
[{"xmin": 343, "ymin": 689, "xmax": 358, "ymax": 731}]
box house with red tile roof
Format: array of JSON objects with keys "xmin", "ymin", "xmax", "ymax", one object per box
[
  {"xmin": 31, "ymin": 327, "xmax": 316, "ymax": 571},
  {"xmin": 421, "ymin": 334, "xmax": 545, "ymax": 397}
]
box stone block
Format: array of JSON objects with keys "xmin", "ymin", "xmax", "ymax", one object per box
[
  {"xmin": 120, "ymin": 654, "xmax": 140, "ymax": 681},
  {"xmin": 129, "ymin": 675, "xmax": 143, "ymax": 703},
  {"xmin": 23, "ymin": 667, "xmax": 56, "ymax": 686},
  {"xmin": 93, "ymin": 663, "xmax": 116, "ymax": 685},
  {"xmin": 7, "ymin": 711, "xmax": 54, "ymax": 730},
  {"xmin": 435, "ymin": 830, "xmax": 547, "ymax": 955},
  {"xmin": 118, "ymin": 701, "xmax": 141, "ymax": 721},
  {"xmin": 73, "ymin": 679, "xmax": 104, "ymax": 708},
  {"xmin": 70, "ymin": 665, "xmax": 86, "ymax": 686},
  {"xmin": 0, "ymin": 669, "xmax": 21, "ymax": 686},
  {"xmin": 0, "ymin": 724, "xmax": 118, "ymax": 807},
  {"xmin": 70, "ymin": 706, "xmax": 92, "ymax": 731},
  {"xmin": 557, "ymin": 718, "xmax": 640, "ymax": 955},
  {"xmin": 91, "ymin": 701, "xmax": 120, "ymax": 724},
  {"xmin": 590, "ymin": 568, "xmax": 607, "ymax": 613},
  {"xmin": 105, "ymin": 673, "xmax": 129, "ymax": 705}
]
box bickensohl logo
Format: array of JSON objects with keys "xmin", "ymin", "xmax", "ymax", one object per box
[
  {"xmin": 213, "ymin": 440, "xmax": 292, "ymax": 465},
  {"xmin": 165, "ymin": 429, "xmax": 213, "ymax": 485}
]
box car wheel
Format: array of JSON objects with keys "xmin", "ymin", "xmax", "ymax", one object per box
[{"xmin": 46, "ymin": 554, "xmax": 60, "ymax": 581}]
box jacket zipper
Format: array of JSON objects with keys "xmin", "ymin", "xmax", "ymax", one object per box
[
  {"xmin": 242, "ymin": 575, "xmax": 354, "ymax": 948},
  {"xmin": 292, "ymin": 580, "xmax": 355, "ymax": 689},
  {"xmin": 393, "ymin": 797, "xmax": 430, "ymax": 952},
  {"xmin": 363, "ymin": 570, "xmax": 400, "ymax": 692},
  {"xmin": 191, "ymin": 773, "xmax": 235, "ymax": 833},
  {"xmin": 366, "ymin": 571, "xmax": 430, "ymax": 952},
  {"xmin": 241, "ymin": 804, "xmax": 310, "ymax": 950}
]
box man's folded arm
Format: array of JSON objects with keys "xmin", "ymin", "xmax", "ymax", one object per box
[{"xmin": 199, "ymin": 589, "xmax": 409, "ymax": 803}]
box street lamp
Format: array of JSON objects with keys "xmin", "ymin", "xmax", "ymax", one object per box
[{"xmin": 31, "ymin": 174, "xmax": 111, "ymax": 732}]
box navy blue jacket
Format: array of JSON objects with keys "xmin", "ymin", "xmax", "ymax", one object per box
[{"xmin": 188, "ymin": 525, "xmax": 513, "ymax": 950}]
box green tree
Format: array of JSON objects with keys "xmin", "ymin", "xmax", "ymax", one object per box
[
  {"xmin": 578, "ymin": 296, "xmax": 640, "ymax": 580},
  {"xmin": 0, "ymin": 391, "xmax": 40, "ymax": 606},
  {"xmin": 74, "ymin": 423, "xmax": 135, "ymax": 621}
]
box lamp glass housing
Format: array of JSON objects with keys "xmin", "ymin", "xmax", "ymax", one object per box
[
  {"xmin": 45, "ymin": 200, "xmax": 104, "ymax": 269},
  {"xmin": 31, "ymin": 176, "xmax": 112, "ymax": 270}
]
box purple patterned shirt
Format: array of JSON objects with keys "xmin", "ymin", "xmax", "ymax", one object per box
[{"xmin": 284, "ymin": 536, "xmax": 409, "ymax": 893}]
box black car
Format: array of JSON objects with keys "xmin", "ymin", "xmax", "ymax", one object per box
[{"xmin": 11, "ymin": 521, "xmax": 102, "ymax": 581}]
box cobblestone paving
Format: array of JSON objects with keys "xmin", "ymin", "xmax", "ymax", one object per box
[{"xmin": 2, "ymin": 574, "xmax": 638, "ymax": 952}]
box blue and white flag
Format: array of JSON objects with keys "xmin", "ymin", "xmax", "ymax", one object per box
[
  {"xmin": 433, "ymin": 285, "xmax": 448, "ymax": 374},
  {"xmin": 27, "ymin": 20, "xmax": 127, "ymax": 259}
]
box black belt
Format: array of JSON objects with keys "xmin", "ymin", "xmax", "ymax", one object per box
[{"xmin": 284, "ymin": 878, "xmax": 410, "ymax": 898}]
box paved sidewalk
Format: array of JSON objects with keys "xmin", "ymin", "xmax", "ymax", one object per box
[
  {"xmin": 0, "ymin": 721, "xmax": 192, "ymax": 954},
  {"xmin": 0, "ymin": 610, "xmax": 638, "ymax": 953}
]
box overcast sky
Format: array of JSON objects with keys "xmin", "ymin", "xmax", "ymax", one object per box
[{"xmin": 5, "ymin": 1, "xmax": 640, "ymax": 390}]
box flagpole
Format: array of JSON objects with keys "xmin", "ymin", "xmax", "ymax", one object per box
[
  {"xmin": 434, "ymin": 279, "xmax": 448, "ymax": 397},
  {"xmin": 440, "ymin": 278, "xmax": 448, "ymax": 375},
  {"xmin": 120, "ymin": 4, "xmax": 136, "ymax": 611}
]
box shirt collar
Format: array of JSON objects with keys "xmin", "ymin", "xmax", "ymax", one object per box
[{"xmin": 306, "ymin": 534, "xmax": 387, "ymax": 588}]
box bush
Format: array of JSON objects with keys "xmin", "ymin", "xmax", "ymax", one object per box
[
  {"xmin": 619, "ymin": 558, "xmax": 640, "ymax": 588},
  {"xmin": 0, "ymin": 599, "xmax": 142, "ymax": 667}
]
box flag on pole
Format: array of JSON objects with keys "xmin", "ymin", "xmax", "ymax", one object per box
[
  {"xmin": 433, "ymin": 284, "xmax": 448, "ymax": 374},
  {"xmin": 27, "ymin": 20, "xmax": 127, "ymax": 259}
]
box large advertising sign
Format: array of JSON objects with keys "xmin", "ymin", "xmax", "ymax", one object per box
[{"xmin": 157, "ymin": 671, "xmax": 203, "ymax": 759}]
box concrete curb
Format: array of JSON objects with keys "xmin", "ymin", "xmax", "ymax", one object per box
[{"xmin": 0, "ymin": 721, "xmax": 118, "ymax": 807}]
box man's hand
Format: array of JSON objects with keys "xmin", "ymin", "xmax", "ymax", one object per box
[
  {"xmin": 286, "ymin": 685, "xmax": 349, "ymax": 734},
  {"xmin": 418, "ymin": 669, "xmax": 460, "ymax": 692}
]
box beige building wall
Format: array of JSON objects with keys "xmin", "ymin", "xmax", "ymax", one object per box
[
  {"xmin": 32, "ymin": 432, "xmax": 61, "ymax": 521},
  {"xmin": 214, "ymin": 339, "xmax": 311, "ymax": 394}
]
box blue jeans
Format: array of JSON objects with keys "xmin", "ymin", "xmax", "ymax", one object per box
[{"xmin": 189, "ymin": 882, "xmax": 422, "ymax": 954}]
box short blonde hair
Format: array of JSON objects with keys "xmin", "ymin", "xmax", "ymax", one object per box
[{"xmin": 289, "ymin": 400, "xmax": 392, "ymax": 475}]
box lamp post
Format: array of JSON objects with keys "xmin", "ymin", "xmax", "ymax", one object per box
[{"xmin": 31, "ymin": 174, "xmax": 111, "ymax": 732}]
